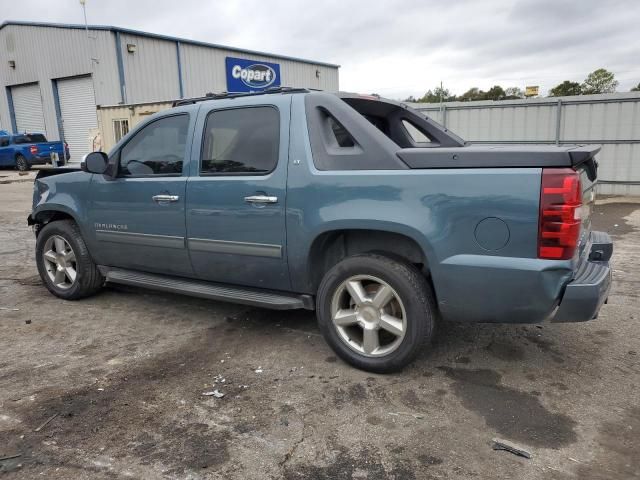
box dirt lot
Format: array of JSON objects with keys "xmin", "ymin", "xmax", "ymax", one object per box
[{"xmin": 1, "ymin": 174, "xmax": 638, "ymax": 479}]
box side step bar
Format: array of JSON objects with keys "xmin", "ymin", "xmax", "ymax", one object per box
[{"xmin": 99, "ymin": 267, "xmax": 314, "ymax": 310}]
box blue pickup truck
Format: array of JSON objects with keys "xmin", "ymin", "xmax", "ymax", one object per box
[
  {"xmin": 0, "ymin": 132, "xmax": 69, "ymax": 171},
  {"xmin": 27, "ymin": 88, "xmax": 612, "ymax": 372}
]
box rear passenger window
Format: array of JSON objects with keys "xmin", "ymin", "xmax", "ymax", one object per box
[
  {"xmin": 201, "ymin": 107, "xmax": 279, "ymax": 175},
  {"xmin": 0, "ymin": 137, "xmax": 9, "ymax": 147},
  {"xmin": 119, "ymin": 115, "xmax": 188, "ymax": 176}
]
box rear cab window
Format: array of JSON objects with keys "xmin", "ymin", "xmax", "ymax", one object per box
[{"xmin": 14, "ymin": 134, "xmax": 47, "ymax": 144}]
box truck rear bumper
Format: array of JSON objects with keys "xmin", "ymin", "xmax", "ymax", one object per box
[
  {"xmin": 29, "ymin": 157, "xmax": 50, "ymax": 166},
  {"xmin": 551, "ymin": 231, "xmax": 612, "ymax": 323}
]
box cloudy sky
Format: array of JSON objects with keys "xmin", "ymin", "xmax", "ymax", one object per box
[{"xmin": 3, "ymin": 0, "xmax": 640, "ymax": 99}]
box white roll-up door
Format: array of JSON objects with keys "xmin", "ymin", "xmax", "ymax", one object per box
[
  {"xmin": 11, "ymin": 83, "xmax": 46, "ymax": 134},
  {"xmin": 57, "ymin": 76, "xmax": 98, "ymax": 162}
]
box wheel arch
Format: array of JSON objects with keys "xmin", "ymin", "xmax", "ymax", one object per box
[
  {"xmin": 29, "ymin": 206, "xmax": 81, "ymax": 237},
  {"xmin": 306, "ymin": 227, "xmax": 433, "ymax": 293}
]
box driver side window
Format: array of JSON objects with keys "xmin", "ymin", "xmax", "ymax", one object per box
[{"xmin": 119, "ymin": 114, "xmax": 189, "ymax": 176}]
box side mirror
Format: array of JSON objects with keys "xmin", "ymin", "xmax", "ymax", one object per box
[{"xmin": 82, "ymin": 152, "xmax": 109, "ymax": 174}]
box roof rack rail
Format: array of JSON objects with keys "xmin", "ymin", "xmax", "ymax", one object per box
[{"xmin": 172, "ymin": 87, "xmax": 312, "ymax": 107}]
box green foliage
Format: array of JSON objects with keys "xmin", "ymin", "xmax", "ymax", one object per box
[
  {"xmin": 581, "ymin": 68, "xmax": 618, "ymax": 94},
  {"xmin": 485, "ymin": 85, "xmax": 506, "ymax": 101},
  {"xmin": 458, "ymin": 87, "xmax": 484, "ymax": 102},
  {"xmin": 405, "ymin": 86, "xmax": 456, "ymax": 103},
  {"xmin": 404, "ymin": 68, "xmax": 622, "ymax": 104},
  {"xmin": 549, "ymin": 81, "xmax": 582, "ymax": 97},
  {"xmin": 504, "ymin": 87, "xmax": 524, "ymax": 99},
  {"xmin": 631, "ymin": 83, "xmax": 640, "ymax": 92}
]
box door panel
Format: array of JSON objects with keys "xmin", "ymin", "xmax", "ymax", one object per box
[
  {"xmin": 186, "ymin": 98, "xmax": 291, "ymax": 290},
  {"xmin": 88, "ymin": 113, "xmax": 193, "ymax": 276},
  {"xmin": 89, "ymin": 176, "xmax": 190, "ymax": 275}
]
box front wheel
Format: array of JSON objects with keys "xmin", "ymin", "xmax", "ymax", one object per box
[
  {"xmin": 316, "ymin": 254, "xmax": 436, "ymax": 373},
  {"xmin": 35, "ymin": 220, "xmax": 104, "ymax": 300},
  {"xmin": 15, "ymin": 154, "xmax": 30, "ymax": 171}
]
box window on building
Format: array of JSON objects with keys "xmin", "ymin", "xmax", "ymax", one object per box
[
  {"xmin": 119, "ymin": 115, "xmax": 189, "ymax": 176},
  {"xmin": 201, "ymin": 107, "xmax": 279, "ymax": 174},
  {"xmin": 113, "ymin": 119, "xmax": 130, "ymax": 143}
]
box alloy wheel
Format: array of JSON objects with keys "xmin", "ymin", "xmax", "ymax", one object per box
[
  {"xmin": 42, "ymin": 235, "xmax": 77, "ymax": 290},
  {"xmin": 330, "ymin": 275, "xmax": 407, "ymax": 357}
]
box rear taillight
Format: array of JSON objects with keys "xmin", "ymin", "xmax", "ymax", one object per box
[
  {"xmin": 538, "ymin": 168, "xmax": 582, "ymax": 260},
  {"xmin": 29, "ymin": 145, "xmax": 38, "ymax": 155}
]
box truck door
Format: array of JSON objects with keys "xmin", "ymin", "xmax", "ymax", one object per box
[
  {"xmin": 87, "ymin": 112, "xmax": 194, "ymax": 276},
  {"xmin": 185, "ymin": 96, "xmax": 291, "ymax": 291}
]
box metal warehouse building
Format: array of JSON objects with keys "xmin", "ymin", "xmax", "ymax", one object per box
[{"xmin": 0, "ymin": 21, "xmax": 339, "ymax": 161}]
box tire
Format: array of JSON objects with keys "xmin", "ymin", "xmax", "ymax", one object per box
[
  {"xmin": 316, "ymin": 254, "xmax": 436, "ymax": 373},
  {"xmin": 35, "ymin": 220, "xmax": 104, "ymax": 300},
  {"xmin": 15, "ymin": 154, "xmax": 30, "ymax": 171}
]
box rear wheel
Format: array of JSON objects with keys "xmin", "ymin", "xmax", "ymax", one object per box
[
  {"xmin": 36, "ymin": 220, "xmax": 104, "ymax": 300},
  {"xmin": 15, "ymin": 154, "xmax": 30, "ymax": 171},
  {"xmin": 317, "ymin": 254, "xmax": 436, "ymax": 373}
]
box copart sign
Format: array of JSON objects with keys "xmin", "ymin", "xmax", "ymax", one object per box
[{"xmin": 225, "ymin": 57, "xmax": 281, "ymax": 93}]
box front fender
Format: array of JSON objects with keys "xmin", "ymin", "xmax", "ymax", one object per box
[{"xmin": 29, "ymin": 171, "xmax": 93, "ymax": 246}]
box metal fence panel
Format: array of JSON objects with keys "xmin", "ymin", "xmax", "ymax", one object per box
[{"xmin": 412, "ymin": 93, "xmax": 640, "ymax": 195}]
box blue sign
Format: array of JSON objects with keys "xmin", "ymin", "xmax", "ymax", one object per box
[{"xmin": 225, "ymin": 57, "xmax": 281, "ymax": 93}]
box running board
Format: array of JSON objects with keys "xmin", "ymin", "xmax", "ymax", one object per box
[{"xmin": 99, "ymin": 267, "xmax": 314, "ymax": 310}]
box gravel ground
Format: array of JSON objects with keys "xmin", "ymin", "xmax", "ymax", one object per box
[{"xmin": 0, "ymin": 174, "xmax": 638, "ymax": 479}]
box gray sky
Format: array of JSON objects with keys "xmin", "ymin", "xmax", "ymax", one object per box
[{"xmin": 4, "ymin": 0, "xmax": 640, "ymax": 98}]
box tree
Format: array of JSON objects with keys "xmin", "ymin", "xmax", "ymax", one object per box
[
  {"xmin": 485, "ymin": 85, "xmax": 506, "ymax": 101},
  {"xmin": 631, "ymin": 83, "xmax": 640, "ymax": 92},
  {"xmin": 549, "ymin": 80, "xmax": 582, "ymax": 97},
  {"xmin": 581, "ymin": 68, "xmax": 618, "ymax": 94},
  {"xmin": 417, "ymin": 86, "xmax": 455, "ymax": 103},
  {"xmin": 504, "ymin": 87, "xmax": 524, "ymax": 99},
  {"xmin": 403, "ymin": 95, "xmax": 418, "ymax": 102},
  {"xmin": 458, "ymin": 87, "xmax": 485, "ymax": 102}
]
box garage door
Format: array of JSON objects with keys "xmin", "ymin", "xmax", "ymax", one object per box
[
  {"xmin": 57, "ymin": 76, "xmax": 98, "ymax": 162},
  {"xmin": 11, "ymin": 83, "xmax": 46, "ymax": 134}
]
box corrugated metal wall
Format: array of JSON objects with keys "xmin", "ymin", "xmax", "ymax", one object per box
[
  {"xmin": 0, "ymin": 24, "xmax": 120, "ymax": 140},
  {"xmin": 412, "ymin": 93, "xmax": 640, "ymax": 195},
  {"xmin": 120, "ymin": 33, "xmax": 181, "ymax": 104},
  {"xmin": 0, "ymin": 23, "xmax": 339, "ymax": 143},
  {"xmin": 179, "ymin": 43, "xmax": 338, "ymax": 98}
]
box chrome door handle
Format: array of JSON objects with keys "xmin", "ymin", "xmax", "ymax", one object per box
[
  {"xmin": 152, "ymin": 194, "xmax": 180, "ymax": 203},
  {"xmin": 244, "ymin": 195, "xmax": 278, "ymax": 204}
]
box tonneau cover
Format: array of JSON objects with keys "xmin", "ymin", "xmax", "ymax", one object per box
[{"xmin": 397, "ymin": 144, "xmax": 600, "ymax": 171}]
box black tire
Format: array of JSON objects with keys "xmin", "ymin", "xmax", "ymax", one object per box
[
  {"xmin": 316, "ymin": 254, "xmax": 436, "ymax": 373},
  {"xmin": 35, "ymin": 220, "xmax": 104, "ymax": 300},
  {"xmin": 15, "ymin": 154, "xmax": 30, "ymax": 171}
]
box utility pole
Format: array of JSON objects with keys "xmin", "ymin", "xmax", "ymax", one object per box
[
  {"xmin": 80, "ymin": 0, "xmax": 89, "ymax": 37},
  {"xmin": 439, "ymin": 80, "xmax": 444, "ymax": 120}
]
